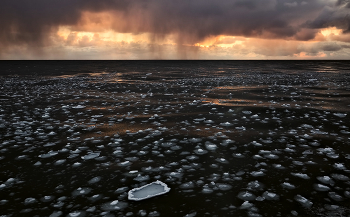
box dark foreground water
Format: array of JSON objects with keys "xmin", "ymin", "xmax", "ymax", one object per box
[{"xmin": 0, "ymin": 61, "xmax": 350, "ymax": 217}]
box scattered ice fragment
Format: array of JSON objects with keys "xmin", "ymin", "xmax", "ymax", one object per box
[
  {"xmin": 264, "ymin": 154, "xmax": 279, "ymax": 159},
  {"xmin": 184, "ymin": 212, "xmax": 197, "ymax": 217},
  {"xmin": 251, "ymin": 171, "xmax": 265, "ymax": 177},
  {"xmin": 54, "ymin": 159, "xmax": 66, "ymax": 165},
  {"xmin": 205, "ymin": 142, "xmax": 217, "ymax": 151},
  {"xmin": 333, "ymin": 163, "xmax": 346, "ymax": 170},
  {"xmin": 317, "ymin": 176, "xmax": 334, "ymax": 185},
  {"xmin": 281, "ymin": 182, "xmax": 295, "ymax": 189},
  {"xmin": 190, "ymin": 138, "xmax": 202, "ymax": 143},
  {"xmin": 39, "ymin": 151, "xmax": 58, "ymax": 158},
  {"xmin": 138, "ymin": 210, "xmax": 147, "ymax": 216},
  {"xmin": 237, "ymin": 191, "xmax": 256, "ymax": 201},
  {"xmin": 233, "ymin": 153, "xmax": 245, "ymax": 158},
  {"xmin": 72, "ymin": 187, "xmax": 92, "ymax": 196},
  {"xmin": 216, "ymin": 183, "xmax": 232, "ymax": 191},
  {"xmin": 240, "ymin": 201, "xmax": 254, "ymax": 209},
  {"xmin": 333, "ymin": 113, "xmax": 347, "ymax": 118},
  {"xmin": 187, "ymin": 155, "xmax": 199, "ymax": 161},
  {"xmin": 148, "ymin": 211, "xmax": 160, "ymax": 217},
  {"xmin": 134, "ymin": 174, "xmax": 150, "ymax": 182},
  {"xmin": 179, "ymin": 182, "xmax": 195, "ymax": 189},
  {"xmin": 262, "ymin": 191, "xmax": 279, "ymax": 200},
  {"xmin": 331, "ymin": 173, "xmax": 349, "ymax": 181},
  {"xmin": 129, "ymin": 170, "xmax": 138, "ymax": 174},
  {"xmin": 204, "ymin": 120, "xmax": 214, "ymax": 124},
  {"xmin": 72, "ymin": 162, "xmax": 82, "ymax": 167},
  {"xmin": 88, "ymin": 176, "xmax": 101, "ymax": 184},
  {"xmin": 44, "ymin": 142, "xmax": 56, "ymax": 147},
  {"xmin": 202, "ymin": 185, "xmax": 214, "ymax": 194},
  {"xmin": 101, "ymin": 200, "xmax": 128, "ymax": 211},
  {"xmin": 81, "ymin": 152, "xmax": 100, "ymax": 160},
  {"xmin": 294, "ymin": 195, "xmax": 313, "ymax": 208},
  {"xmin": 215, "ymin": 158, "xmax": 228, "ymax": 164},
  {"xmin": 242, "ymin": 111, "xmax": 252, "ymax": 115},
  {"xmin": 40, "ymin": 195, "xmax": 54, "ymax": 202},
  {"xmin": 49, "ymin": 211, "xmax": 63, "ymax": 217},
  {"xmin": 72, "ymin": 105, "xmax": 86, "ymax": 109},
  {"xmin": 115, "ymin": 187, "xmax": 129, "ymax": 194},
  {"xmin": 128, "ymin": 180, "xmax": 170, "ymax": 201},
  {"xmin": 220, "ymin": 122, "xmax": 233, "ymax": 127},
  {"xmin": 118, "ymin": 161, "xmax": 131, "ymax": 167},
  {"xmin": 328, "ymin": 192, "xmax": 343, "ymax": 201},
  {"xmin": 291, "ymin": 210, "xmax": 298, "ymax": 216},
  {"xmin": 67, "ymin": 211, "xmax": 86, "ymax": 217},
  {"xmin": 34, "ymin": 161, "xmax": 42, "ymax": 166},
  {"xmin": 247, "ymin": 180, "xmax": 265, "ymax": 191},
  {"xmin": 86, "ymin": 206, "xmax": 96, "ymax": 212},
  {"xmin": 313, "ymin": 184, "xmax": 330, "ymax": 191},
  {"xmin": 24, "ymin": 197, "xmax": 37, "ymax": 205},
  {"xmin": 194, "ymin": 149, "xmax": 208, "ymax": 155},
  {"xmin": 251, "ymin": 141, "xmax": 262, "ymax": 147},
  {"xmin": 291, "ymin": 173, "xmax": 310, "ymax": 179}
]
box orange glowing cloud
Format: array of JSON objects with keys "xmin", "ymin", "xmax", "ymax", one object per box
[{"xmin": 1, "ymin": 0, "xmax": 350, "ymax": 59}]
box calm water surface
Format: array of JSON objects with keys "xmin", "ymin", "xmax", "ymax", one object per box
[{"xmin": 0, "ymin": 61, "xmax": 350, "ymax": 217}]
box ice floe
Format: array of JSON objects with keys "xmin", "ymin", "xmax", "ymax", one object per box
[{"xmin": 128, "ymin": 180, "xmax": 170, "ymax": 201}]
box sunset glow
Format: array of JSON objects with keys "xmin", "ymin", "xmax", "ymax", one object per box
[{"xmin": 1, "ymin": 0, "xmax": 350, "ymax": 59}]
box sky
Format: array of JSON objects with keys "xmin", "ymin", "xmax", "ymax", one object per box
[{"xmin": 1, "ymin": 0, "xmax": 350, "ymax": 60}]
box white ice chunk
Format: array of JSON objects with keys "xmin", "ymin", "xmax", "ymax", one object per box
[
  {"xmin": 240, "ymin": 201, "xmax": 253, "ymax": 209},
  {"xmin": 333, "ymin": 163, "xmax": 347, "ymax": 170},
  {"xmin": 67, "ymin": 211, "xmax": 86, "ymax": 217},
  {"xmin": 220, "ymin": 122, "xmax": 233, "ymax": 127},
  {"xmin": 54, "ymin": 159, "xmax": 66, "ymax": 165},
  {"xmin": 316, "ymin": 176, "xmax": 334, "ymax": 185},
  {"xmin": 242, "ymin": 111, "xmax": 252, "ymax": 115},
  {"xmin": 81, "ymin": 152, "xmax": 100, "ymax": 160},
  {"xmin": 216, "ymin": 183, "xmax": 232, "ymax": 191},
  {"xmin": 237, "ymin": 191, "xmax": 256, "ymax": 201},
  {"xmin": 134, "ymin": 174, "xmax": 150, "ymax": 182},
  {"xmin": 251, "ymin": 171, "xmax": 265, "ymax": 177},
  {"xmin": 24, "ymin": 197, "xmax": 37, "ymax": 205},
  {"xmin": 328, "ymin": 192, "xmax": 343, "ymax": 201},
  {"xmin": 205, "ymin": 141, "xmax": 217, "ymax": 151},
  {"xmin": 49, "ymin": 211, "xmax": 63, "ymax": 217},
  {"xmin": 291, "ymin": 173, "xmax": 310, "ymax": 179},
  {"xmin": 88, "ymin": 176, "xmax": 102, "ymax": 184},
  {"xmin": 101, "ymin": 200, "xmax": 128, "ymax": 211},
  {"xmin": 179, "ymin": 181, "xmax": 195, "ymax": 189},
  {"xmin": 294, "ymin": 195, "xmax": 313, "ymax": 208},
  {"xmin": 333, "ymin": 113, "xmax": 347, "ymax": 118},
  {"xmin": 331, "ymin": 173, "xmax": 349, "ymax": 181},
  {"xmin": 72, "ymin": 187, "xmax": 92, "ymax": 196},
  {"xmin": 72, "ymin": 105, "xmax": 86, "ymax": 109},
  {"xmin": 39, "ymin": 151, "xmax": 58, "ymax": 158},
  {"xmin": 262, "ymin": 191, "xmax": 279, "ymax": 200},
  {"xmin": 313, "ymin": 184, "xmax": 330, "ymax": 191},
  {"xmin": 128, "ymin": 180, "xmax": 170, "ymax": 201},
  {"xmin": 194, "ymin": 149, "xmax": 208, "ymax": 155},
  {"xmin": 281, "ymin": 182, "xmax": 295, "ymax": 189}
]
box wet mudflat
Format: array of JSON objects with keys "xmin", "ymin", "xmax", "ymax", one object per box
[{"xmin": 0, "ymin": 61, "xmax": 350, "ymax": 217}]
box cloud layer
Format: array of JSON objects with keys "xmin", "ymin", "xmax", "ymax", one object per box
[{"xmin": 1, "ymin": 0, "xmax": 350, "ymax": 59}]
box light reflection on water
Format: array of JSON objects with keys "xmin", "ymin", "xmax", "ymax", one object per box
[{"xmin": 0, "ymin": 61, "xmax": 349, "ymax": 216}]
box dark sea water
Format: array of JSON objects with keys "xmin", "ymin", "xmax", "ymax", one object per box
[{"xmin": 0, "ymin": 61, "xmax": 350, "ymax": 217}]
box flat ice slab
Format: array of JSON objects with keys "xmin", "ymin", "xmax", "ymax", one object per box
[{"xmin": 128, "ymin": 180, "xmax": 170, "ymax": 201}]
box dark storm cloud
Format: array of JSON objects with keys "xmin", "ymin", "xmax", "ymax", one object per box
[
  {"xmin": 0, "ymin": 0, "xmax": 131, "ymax": 46},
  {"xmin": 0, "ymin": 0, "xmax": 349, "ymax": 51},
  {"xmin": 306, "ymin": 0, "xmax": 350, "ymax": 32}
]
